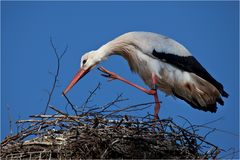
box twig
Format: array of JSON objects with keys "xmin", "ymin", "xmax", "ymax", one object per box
[
  {"xmin": 29, "ymin": 114, "xmax": 83, "ymax": 119},
  {"xmin": 177, "ymin": 115, "xmax": 196, "ymax": 135},
  {"xmin": 199, "ymin": 117, "xmax": 224, "ymax": 126},
  {"xmin": 104, "ymin": 102, "xmax": 155, "ymax": 118},
  {"xmin": 218, "ymin": 148, "xmax": 239, "ymax": 159},
  {"xmin": 101, "ymin": 94, "xmax": 128, "ymax": 112},
  {"xmin": 49, "ymin": 105, "xmax": 81, "ymax": 124},
  {"xmin": 197, "ymin": 128, "xmax": 217, "ymax": 150},
  {"xmin": 49, "ymin": 105, "xmax": 69, "ymax": 116},
  {"xmin": 7, "ymin": 105, "xmax": 13, "ymax": 135},
  {"xmin": 84, "ymin": 94, "xmax": 128, "ymax": 115},
  {"xmin": 43, "ymin": 37, "xmax": 68, "ymax": 115},
  {"xmin": 188, "ymin": 117, "xmax": 239, "ymax": 137},
  {"xmin": 80, "ymin": 82, "xmax": 101, "ymax": 112},
  {"xmin": 62, "ymin": 93, "xmax": 78, "ymax": 115}
]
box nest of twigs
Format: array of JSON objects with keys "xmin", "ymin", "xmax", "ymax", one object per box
[{"xmin": 1, "ymin": 102, "xmax": 220, "ymax": 159}]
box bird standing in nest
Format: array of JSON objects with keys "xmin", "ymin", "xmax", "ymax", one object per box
[{"xmin": 63, "ymin": 32, "xmax": 228, "ymax": 119}]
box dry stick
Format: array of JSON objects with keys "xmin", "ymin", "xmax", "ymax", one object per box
[
  {"xmin": 1, "ymin": 121, "xmax": 48, "ymax": 147},
  {"xmin": 49, "ymin": 105, "xmax": 81, "ymax": 124},
  {"xmin": 199, "ymin": 117, "xmax": 224, "ymax": 127},
  {"xmin": 190, "ymin": 117, "xmax": 238, "ymax": 137},
  {"xmin": 7, "ymin": 105, "xmax": 13, "ymax": 135},
  {"xmin": 124, "ymin": 104, "xmax": 152, "ymax": 112},
  {"xmin": 16, "ymin": 118, "xmax": 77, "ymax": 128},
  {"xmin": 16, "ymin": 115, "xmax": 82, "ymax": 123},
  {"xmin": 80, "ymin": 82, "xmax": 101, "ymax": 112},
  {"xmin": 101, "ymin": 94, "xmax": 128, "ymax": 112},
  {"xmin": 62, "ymin": 83, "xmax": 101, "ymax": 115},
  {"xmin": 171, "ymin": 120, "xmax": 220, "ymax": 151},
  {"xmin": 84, "ymin": 94, "xmax": 127, "ymax": 115},
  {"xmin": 43, "ymin": 37, "xmax": 68, "ymax": 115},
  {"xmin": 29, "ymin": 114, "xmax": 82, "ymax": 119},
  {"xmin": 177, "ymin": 115, "xmax": 196, "ymax": 135},
  {"xmin": 104, "ymin": 102, "xmax": 155, "ymax": 118},
  {"xmin": 62, "ymin": 93, "xmax": 78, "ymax": 115},
  {"xmin": 16, "ymin": 119, "xmax": 43, "ymax": 123},
  {"xmin": 218, "ymin": 150, "xmax": 239, "ymax": 159},
  {"xmin": 197, "ymin": 128, "xmax": 217, "ymax": 149},
  {"xmin": 194, "ymin": 125, "xmax": 238, "ymax": 137}
]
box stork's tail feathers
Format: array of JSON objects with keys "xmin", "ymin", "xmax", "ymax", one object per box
[{"xmin": 171, "ymin": 74, "xmax": 228, "ymax": 113}]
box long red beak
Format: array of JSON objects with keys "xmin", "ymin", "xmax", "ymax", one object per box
[{"xmin": 63, "ymin": 68, "xmax": 90, "ymax": 95}]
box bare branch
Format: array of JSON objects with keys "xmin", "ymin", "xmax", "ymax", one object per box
[
  {"xmin": 104, "ymin": 102, "xmax": 155, "ymax": 118},
  {"xmin": 43, "ymin": 38, "xmax": 68, "ymax": 115},
  {"xmin": 49, "ymin": 105, "xmax": 81, "ymax": 124},
  {"xmin": 80, "ymin": 82, "xmax": 101, "ymax": 112},
  {"xmin": 7, "ymin": 105, "xmax": 13, "ymax": 135},
  {"xmin": 62, "ymin": 94, "xmax": 78, "ymax": 115}
]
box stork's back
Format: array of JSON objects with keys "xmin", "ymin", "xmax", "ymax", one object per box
[{"xmin": 115, "ymin": 32, "xmax": 192, "ymax": 57}]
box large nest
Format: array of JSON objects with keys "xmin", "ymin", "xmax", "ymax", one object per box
[{"xmin": 1, "ymin": 101, "xmax": 220, "ymax": 159}]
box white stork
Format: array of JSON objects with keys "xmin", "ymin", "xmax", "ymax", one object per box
[{"xmin": 63, "ymin": 32, "xmax": 228, "ymax": 118}]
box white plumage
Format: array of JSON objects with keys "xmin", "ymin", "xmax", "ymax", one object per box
[
  {"xmin": 110, "ymin": 32, "xmax": 192, "ymax": 56},
  {"xmin": 63, "ymin": 32, "xmax": 228, "ymax": 115}
]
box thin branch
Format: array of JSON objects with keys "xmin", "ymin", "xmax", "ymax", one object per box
[
  {"xmin": 218, "ymin": 148, "xmax": 239, "ymax": 159},
  {"xmin": 101, "ymin": 94, "xmax": 127, "ymax": 112},
  {"xmin": 62, "ymin": 93, "xmax": 78, "ymax": 115},
  {"xmin": 80, "ymin": 82, "xmax": 101, "ymax": 112},
  {"xmin": 177, "ymin": 115, "xmax": 196, "ymax": 135},
  {"xmin": 49, "ymin": 105, "xmax": 81, "ymax": 124},
  {"xmin": 7, "ymin": 105, "xmax": 13, "ymax": 135},
  {"xmin": 200, "ymin": 117, "xmax": 225, "ymax": 126},
  {"xmin": 104, "ymin": 102, "xmax": 155, "ymax": 118},
  {"xmin": 43, "ymin": 37, "xmax": 68, "ymax": 114}
]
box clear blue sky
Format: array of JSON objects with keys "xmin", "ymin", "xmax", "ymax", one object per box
[{"xmin": 1, "ymin": 1, "xmax": 239, "ymax": 158}]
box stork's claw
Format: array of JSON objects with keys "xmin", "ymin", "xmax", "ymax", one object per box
[
  {"xmin": 100, "ymin": 73, "xmax": 111, "ymax": 78},
  {"xmin": 98, "ymin": 66, "xmax": 113, "ymax": 74},
  {"xmin": 97, "ymin": 66, "xmax": 105, "ymax": 72},
  {"xmin": 100, "ymin": 73, "xmax": 115, "ymax": 81},
  {"xmin": 98, "ymin": 67, "xmax": 118, "ymax": 81}
]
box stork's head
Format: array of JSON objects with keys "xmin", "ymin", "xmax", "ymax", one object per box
[{"xmin": 63, "ymin": 50, "xmax": 107, "ymax": 95}]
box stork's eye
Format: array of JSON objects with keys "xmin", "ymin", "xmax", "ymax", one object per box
[{"xmin": 83, "ymin": 59, "xmax": 87, "ymax": 65}]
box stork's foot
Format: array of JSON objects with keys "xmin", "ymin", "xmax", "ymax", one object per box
[
  {"xmin": 98, "ymin": 66, "xmax": 121, "ymax": 81},
  {"xmin": 98, "ymin": 66, "xmax": 157, "ymax": 95}
]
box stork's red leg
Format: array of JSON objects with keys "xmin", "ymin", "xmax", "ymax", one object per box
[
  {"xmin": 152, "ymin": 74, "xmax": 160, "ymax": 120},
  {"xmin": 98, "ymin": 67, "xmax": 161, "ymax": 119},
  {"xmin": 98, "ymin": 67, "xmax": 156, "ymax": 95}
]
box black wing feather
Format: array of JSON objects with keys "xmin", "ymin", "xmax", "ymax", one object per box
[{"xmin": 152, "ymin": 49, "xmax": 229, "ymax": 98}]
